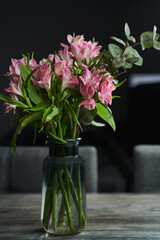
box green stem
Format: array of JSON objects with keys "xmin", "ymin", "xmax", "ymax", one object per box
[
  {"xmin": 57, "ymin": 113, "xmax": 63, "ymax": 139},
  {"xmin": 57, "ymin": 198, "xmax": 66, "ymax": 227},
  {"xmin": 64, "ymin": 166, "xmax": 71, "ymax": 206},
  {"xmin": 57, "ymin": 168, "xmax": 74, "ymax": 233},
  {"xmin": 52, "ymin": 170, "xmax": 57, "ymax": 231},
  {"xmin": 72, "ymin": 105, "xmax": 80, "ymax": 138},
  {"xmin": 66, "ymin": 168, "xmax": 86, "ymax": 225},
  {"xmin": 76, "ymin": 165, "xmax": 82, "ymax": 229},
  {"xmin": 49, "ymin": 120, "xmax": 56, "ymax": 135},
  {"xmin": 43, "ymin": 172, "xmax": 53, "ymax": 230}
]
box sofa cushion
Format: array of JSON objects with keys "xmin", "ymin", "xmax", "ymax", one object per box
[{"xmin": 0, "ymin": 146, "xmax": 10, "ymax": 192}]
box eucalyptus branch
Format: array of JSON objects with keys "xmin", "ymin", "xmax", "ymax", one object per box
[
  {"xmin": 117, "ymin": 70, "xmax": 126, "ymax": 77},
  {"xmin": 132, "ymin": 42, "xmax": 141, "ymax": 48}
]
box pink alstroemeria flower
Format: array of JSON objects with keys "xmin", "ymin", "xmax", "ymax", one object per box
[
  {"xmin": 4, "ymin": 94, "xmax": 18, "ymax": 114},
  {"xmin": 80, "ymin": 98, "xmax": 96, "ymax": 110},
  {"xmin": 5, "ymin": 78, "xmax": 23, "ymax": 97},
  {"xmin": 67, "ymin": 34, "xmax": 84, "ymax": 44},
  {"xmin": 98, "ymin": 75, "xmax": 116, "ymax": 105},
  {"xmin": 80, "ymin": 84, "xmax": 95, "ymax": 99},
  {"xmin": 29, "ymin": 59, "xmax": 39, "ymax": 71},
  {"xmin": 61, "ymin": 68, "xmax": 71, "ymax": 90},
  {"xmin": 79, "ymin": 66, "xmax": 101, "ymax": 90},
  {"xmin": 48, "ymin": 54, "xmax": 54, "ymax": 62},
  {"xmin": 33, "ymin": 62, "xmax": 53, "ymax": 91},
  {"xmin": 68, "ymin": 34, "xmax": 102, "ymax": 63},
  {"xmin": 59, "ymin": 44, "xmax": 73, "ymax": 66},
  {"xmin": 54, "ymin": 56, "xmax": 67, "ymax": 76},
  {"xmin": 4, "ymin": 102, "xmax": 16, "ymax": 114},
  {"xmin": 8, "ymin": 58, "xmax": 26, "ymax": 77}
]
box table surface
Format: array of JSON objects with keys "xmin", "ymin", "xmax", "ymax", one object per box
[{"xmin": 0, "ymin": 193, "xmax": 160, "ymax": 240}]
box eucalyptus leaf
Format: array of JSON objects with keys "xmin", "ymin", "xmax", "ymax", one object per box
[
  {"xmin": 124, "ymin": 46, "xmax": 143, "ymax": 66},
  {"xmin": 125, "ymin": 23, "xmax": 131, "ymax": 37},
  {"xmin": 126, "ymin": 57, "xmax": 140, "ymax": 64},
  {"xmin": 140, "ymin": 31, "xmax": 160, "ymax": 50},
  {"xmin": 110, "ymin": 36, "xmax": 125, "ymax": 46},
  {"xmin": 153, "ymin": 40, "xmax": 160, "ymax": 50},
  {"xmin": 153, "ymin": 25, "xmax": 157, "ymax": 40},
  {"xmin": 112, "ymin": 55, "xmax": 125, "ymax": 68},
  {"xmin": 127, "ymin": 36, "xmax": 136, "ymax": 43},
  {"xmin": 96, "ymin": 103, "xmax": 116, "ymax": 131},
  {"xmin": 123, "ymin": 62, "xmax": 133, "ymax": 69},
  {"xmin": 108, "ymin": 44, "xmax": 123, "ymax": 58}
]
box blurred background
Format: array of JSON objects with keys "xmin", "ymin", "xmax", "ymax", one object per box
[{"xmin": 1, "ymin": 0, "xmax": 160, "ymax": 193}]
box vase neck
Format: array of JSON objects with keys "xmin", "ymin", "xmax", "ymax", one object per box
[{"xmin": 49, "ymin": 138, "xmax": 81, "ymax": 157}]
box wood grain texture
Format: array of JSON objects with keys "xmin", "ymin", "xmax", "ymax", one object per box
[{"xmin": 0, "ymin": 194, "xmax": 160, "ymax": 239}]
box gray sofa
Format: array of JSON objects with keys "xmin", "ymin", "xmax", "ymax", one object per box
[
  {"xmin": 133, "ymin": 145, "xmax": 160, "ymax": 192},
  {"xmin": 0, "ymin": 145, "xmax": 98, "ymax": 193}
]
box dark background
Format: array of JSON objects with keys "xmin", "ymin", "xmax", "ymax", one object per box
[{"xmin": 1, "ymin": 0, "xmax": 160, "ymax": 192}]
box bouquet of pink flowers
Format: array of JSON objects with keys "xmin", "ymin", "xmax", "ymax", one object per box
[{"xmin": 0, "ymin": 23, "xmax": 160, "ymax": 150}]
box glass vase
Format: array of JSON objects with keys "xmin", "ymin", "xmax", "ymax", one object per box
[{"xmin": 41, "ymin": 138, "xmax": 87, "ymax": 235}]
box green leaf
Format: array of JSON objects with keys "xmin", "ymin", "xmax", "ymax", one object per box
[
  {"xmin": 26, "ymin": 66, "xmax": 40, "ymax": 87},
  {"xmin": 110, "ymin": 36, "xmax": 125, "ymax": 46},
  {"xmin": 112, "ymin": 95, "xmax": 121, "ymax": 99},
  {"xmin": 20, "ymin": 111, "xmax": 43, "ymax": 127},
  {"xmin": 90, "ymin": 120, "xmax": 105, "ymax": 127},
  {"xmin": 0, "ymin": 94, "xmax": 29, "ymax": 109},
  {"xmin": 64, "ymin": 88, "xmax": 81, "ymax": 98},
  {"xmin": 125, "ymin": 23, "xmax": 131, "ymax": 37},
  {"xmin": 153, "ymin": 40, "xmax": 160, "ymax": 50},
  {"xmin": 96, "ymin": 103, "xmax": 116, "ymax": 131},
  {"xmin": 108, "ymin": 44, "xmax": 123, "ymax": 58},
  {"xmin": 127, "ymin": 36, "xmax": 136, "ymax": 43},
  {"xmin": 33, "ymin": 122, "xmax": 37, "ymax": 144},
  {"xmin": 21, "ymin": 63, "xmax": 30, "ymax": 81},
  {"xmin": 92, "ymin": 49, "xmax": 106, "ymax": 62},
  {"xmin": 42, "ymin": 106, "xmax": 52, "ymax": 123},
  {"xmin": 45, "ymin": 106, "xmax": 59, "ymax": 123},
  {"xmin": 27, "ymin": 102, "xmax": 50, "ymax": 112},
  {"xmin": 79, "ymin": 106, "xmax": 97, "ymax": 125},
  {"xmin": 46, "ymin": 130, "xmax": 67, "ymax": 144},
  {"xmin": 10, "ymin": 123, "xmax": 23, "ymax": 154},
  {"xmin": 27, "ymin": 83, "xmax": 41, "ymax": 104},
  {"xmin": 71, "ymin": 32, "xmax": 75, "ymax": 43},
  {"xmin": 140, "ymin": 31, "xmax": 159, "ymax": 50}
]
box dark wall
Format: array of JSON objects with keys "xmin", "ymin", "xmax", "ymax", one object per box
[{"xmin": 1, "ymin": 0, "xmax": 160, "ymax": 143}]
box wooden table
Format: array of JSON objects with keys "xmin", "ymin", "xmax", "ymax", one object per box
[{"xmin": 0, "ymin": 194, "xmax": 160, "ymax": 239}]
